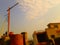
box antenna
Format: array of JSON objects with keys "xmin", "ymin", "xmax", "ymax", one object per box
[{"xmin": 7, "ymin": 2, "xmax": 19, "ymax": 36}]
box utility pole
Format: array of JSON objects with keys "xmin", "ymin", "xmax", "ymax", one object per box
[{"xmin": 7, "ymin": 3, "xmax": 19, "ymax": 36}]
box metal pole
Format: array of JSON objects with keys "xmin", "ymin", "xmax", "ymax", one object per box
[{"xmin": 7, "ymin": 7, "xmax": 10, "ymax": 36}]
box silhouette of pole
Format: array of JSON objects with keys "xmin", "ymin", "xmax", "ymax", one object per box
[
  {"xmin": 7, "ymin": 2, "xmax": 19, "ymax": 36},
  {"xmin": 7, "ymin": 7, "xmax": 10, "ymax": 36}
]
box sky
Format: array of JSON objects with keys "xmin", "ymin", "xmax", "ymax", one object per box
[{"xmin": 0, "ymin": 0, "xmax": 60, "ymax": 39}]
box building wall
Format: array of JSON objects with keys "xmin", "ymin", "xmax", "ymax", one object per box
[{"xmin": 46, "ymin": 23, "xmax": 60, "ymax": 39}]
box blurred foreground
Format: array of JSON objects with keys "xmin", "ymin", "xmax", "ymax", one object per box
[{"xmin": 0, "ymin": 23, "xmax": 60, "ymax": 45}]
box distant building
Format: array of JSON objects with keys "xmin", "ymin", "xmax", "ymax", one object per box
[
  {"xmin": 33, "ymin": 23, "xmax": 60, "ymax": 45},
  {"xmin": 45, "ymin": 23, "xmax": 60, "ymax": 45},
  {"xmin": 46, "ymin": 23, "xmax": 60, "ymax": 39}
]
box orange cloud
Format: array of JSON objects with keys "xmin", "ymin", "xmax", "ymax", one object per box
[{"xmin": 16, "ymin": 0, "xmax": 60, "ymax": 20}]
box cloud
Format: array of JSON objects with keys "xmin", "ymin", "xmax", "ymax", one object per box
[{"xmin": 16, "ymin": 0, "xmax": 60, "ymax": 20}]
